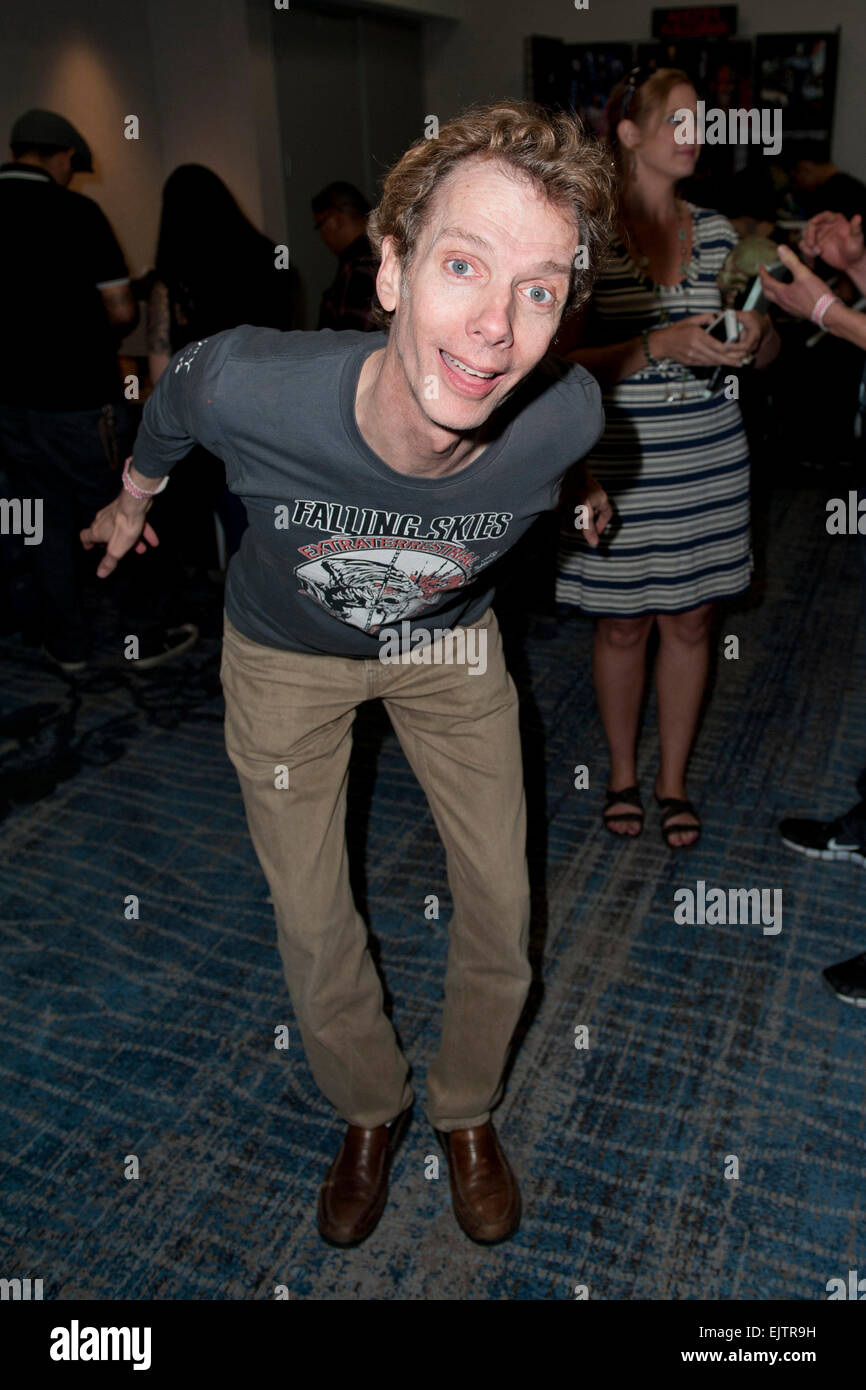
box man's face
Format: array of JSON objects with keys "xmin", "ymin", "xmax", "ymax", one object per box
[
  {"xmin": 375, "ymin": 156, "xmax": 580, "ymax": 435},
  {"xmin": 314, "ymin": 207, "xmax": 343, "ymax": 255}
]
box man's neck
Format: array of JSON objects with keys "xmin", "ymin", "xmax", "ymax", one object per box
[
  {"xmin": 11, "ymin": 157, "xmax": 53, "ymax": 179},
  {"xmin": 354, "ymin": 346, "xmax": 491, "ymax": 479}
]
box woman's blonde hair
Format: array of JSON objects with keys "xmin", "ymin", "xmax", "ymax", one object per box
[{"xmin": 366, "ymin": 99, "xmax": 618, "ymax": 329}]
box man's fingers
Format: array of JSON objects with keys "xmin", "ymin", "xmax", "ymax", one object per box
[
  {"xmin": 595, "ymin": 503, "xmax": 612, "ymax": 537},
  {"xmin": 776, "ymin": 243, "xmax": 804, "ymax": 277},
  {"xmin": 759, "ymin": 266, "xmax": 780, "ymax": 301},
  {"xmin": 96, "ymin": 552, "xmax": 119, "ymax": 579}
]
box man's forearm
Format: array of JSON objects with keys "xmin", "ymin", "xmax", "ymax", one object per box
[
  {"xmin": 845, "ymin": 253, "xmax": 866, "ymax": 297},
  {"xmin": 822, "ymin": 298, "xmax": 866, "ymax": 350},
  {"xmin": 128, "ymin": 460, "xmax": 166, "ymax": 491}
]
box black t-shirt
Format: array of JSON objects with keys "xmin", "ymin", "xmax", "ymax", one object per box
[{"xmin": 0, "ymin": 163, "xmax": 129, "ymax": 410}]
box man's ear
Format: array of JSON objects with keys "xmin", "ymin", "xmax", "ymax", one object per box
[{"xmin": 376, "ymin": 234, "xmax": 401, "ymax": 314}]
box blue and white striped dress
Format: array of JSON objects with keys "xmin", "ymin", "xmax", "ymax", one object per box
[{"xmin": 556, "ymin": 204, "xmax": 753, "ymax": 616}]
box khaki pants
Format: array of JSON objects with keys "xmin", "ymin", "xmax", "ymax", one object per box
[{"xmin": 219, "ymin": 606, "xmax": 531, "ymax": 1131}]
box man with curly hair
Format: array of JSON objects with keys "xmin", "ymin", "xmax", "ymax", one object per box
[{"xmin": 82, "ymin": 101, "xmax": 616, "ymax": 1247}]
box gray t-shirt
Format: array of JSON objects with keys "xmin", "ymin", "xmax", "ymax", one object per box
[{"xmin": 133, "ymin": 327, "xmax": 604, "ymax": 656}]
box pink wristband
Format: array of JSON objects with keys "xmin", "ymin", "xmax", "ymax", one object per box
[
  {"xmin": 122, "ymin": 456, "xmax": 168, "ymax": 499},
  {"xmin": 811, "ymin": 292, "xmax": 839, "ymax": 327}
]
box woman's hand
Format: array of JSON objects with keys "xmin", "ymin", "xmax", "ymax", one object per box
[
  {"xmin": 735, "ymin": 309, "xmax": 780, "ymax": 368},
  {"xmin": 731, "ymin": 310, "xmax": 763, "ymax": 355},
  {"xmin": 653, "ymin": 313, "xmax": 751, "ymax": 368}
]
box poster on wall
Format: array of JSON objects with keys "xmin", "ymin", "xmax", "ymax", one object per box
[
  {"xmin": 525, "ymin": 36, "xmax": 635, "ymax": 131},
  {"xmin": 563, "ymin": 44, "xmax": 635, "ymax": 138},
  {"xmin": 652, "ymin": 6, "xmax": 738, "ymax": 39},
  {"xmin": 754, "ymin": 32, "xmax": 839, "ymax": 160}
]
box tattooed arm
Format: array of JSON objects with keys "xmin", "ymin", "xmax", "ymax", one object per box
[{"xmin": 147, "ymin": 279, "xmax": 172, "ymax": 385}]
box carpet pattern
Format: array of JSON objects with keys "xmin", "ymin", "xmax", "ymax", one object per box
[{"xmin": 1, "ymin": 483, "xmax": 864, "ymax": 1300}]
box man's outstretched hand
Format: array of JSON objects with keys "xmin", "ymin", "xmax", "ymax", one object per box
[{"xmin": 80, "ymin": 495, "xmax": 159, "ymax": 579}]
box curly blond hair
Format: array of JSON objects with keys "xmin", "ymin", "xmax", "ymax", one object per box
[{"xmin": 366, "ymin": 99, "xmax": 618, "ymax": 329}]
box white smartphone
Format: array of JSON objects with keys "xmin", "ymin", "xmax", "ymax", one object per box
[{"xmin": 704, "ymin": 309, "xmax": 741, "ymax": 342}]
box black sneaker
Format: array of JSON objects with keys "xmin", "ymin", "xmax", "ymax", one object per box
[
  {"xmin": 42, "ymin": 641, "xmax": 88, "ymax": 674},
  {"xmin": 778, "ymin": 816, "xmax": 866, "ymax": 868},
  {"xmin": 132, "ymin": 623, "xmax": 199, "ymax": 671},
  {"xmin": 822, "ymin": 953, "xmax": 866, "ymax": 1007}
]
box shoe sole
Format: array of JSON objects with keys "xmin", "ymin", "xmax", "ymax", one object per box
[
  {"xmin": 821, "ymin": 973, "xmax": 866, "ymax": 1007},
  {"xmin": 825, "ymin": 990, "xmax": 866, "ymax": 1008},
  {"xmin": 316, "ymin": 1104, "xmax": 413, "ymax": 1248},
  {"xmin": 132, "ymin": 626, "xmax": 199, "ymax": 671},
  {"xmin": 781, "ymin": 837, "xmax": 866, "ymax": 868},
  {"xmin": 42, "ymin": 647, "xmax": 87, "ymax": 673}
]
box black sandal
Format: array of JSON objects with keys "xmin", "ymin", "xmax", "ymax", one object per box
[
  {"xmin": 656, "ymin": 795, "xmax": 702, "ymax": 850},
  {"xmin": 603, "ymin": 785, "xmax": 644, "ymax": 837}
]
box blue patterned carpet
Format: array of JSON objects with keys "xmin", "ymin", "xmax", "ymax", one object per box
[{"xmin": 1, "ymin": 478, "xmax": 864, "ymax": 1300}]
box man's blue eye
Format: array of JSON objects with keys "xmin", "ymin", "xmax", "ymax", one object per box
[
  {"xmin": 448, "ymin": 259, "xmax": 471, "ymax": 275},
  {"xmin": 527, "ymin": 286, "xmax": 553, "ymax": 304}
]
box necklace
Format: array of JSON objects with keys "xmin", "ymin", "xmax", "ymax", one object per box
[
  {"xmin": 624, "ymin": 198, "xmax": 691, "ymax": 282},
  {"xmin": 623, "ymin": 200, "xmax": 695, "ymax": 405}
]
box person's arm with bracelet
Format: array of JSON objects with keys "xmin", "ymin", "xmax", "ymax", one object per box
[
  {"xmin": 759, "ymin": 237, "xmax": 866, "ymax": 351},
  {"xmin": 80, "ymin": 331, "xmax": 235, "ymax": 578},
  {"xmin": 567, "ymin": 314, "xmax": 758, "ymax": 391}
]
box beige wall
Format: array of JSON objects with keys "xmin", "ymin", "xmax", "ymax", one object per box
[
  {"xmin": 0, "ymin": 0, "xmax": 284, "ymax": 282},
  {"xmin": 0, "ymin": 0, "xmax": 164, "ymax": 278},
  {"xmin": 0, "ymin": 0, "xmax": 862, "ymax": 294}
]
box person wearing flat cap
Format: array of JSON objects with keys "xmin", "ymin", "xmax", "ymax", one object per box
[{"xmin": 0, "ymin": 110, "xmax": 196, "ymax": 672}]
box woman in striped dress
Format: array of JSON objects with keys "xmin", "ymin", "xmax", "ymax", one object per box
[{"xmin": 556, "ymin": 68, "xmax": 780, "ymax": 847}]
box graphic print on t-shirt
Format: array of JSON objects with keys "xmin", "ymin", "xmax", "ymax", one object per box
[{"xmin": 286, "ymin": 497, "xmax": 513, "ymax": 633}]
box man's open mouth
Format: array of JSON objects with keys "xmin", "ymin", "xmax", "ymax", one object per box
[{"xmin": 440, "ymin": 349, "xmax": 502, "ymax": 380}]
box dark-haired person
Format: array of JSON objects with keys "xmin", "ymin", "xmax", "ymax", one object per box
[
  {"xmin": 762, "ymin": 212, "xmax": 866, "ymax": 1007},
  {"xmin": 146, "ymin": 164, "xmax": 302, "ymax": 563},
  {"xmin": 790, "ymin": 148, "xmax": 866, "ymax": 230},
  {"xmin": 0, "ymin": 109, "xmax": 196, "ymax": 672},
  {"xmin": 313, "ymin": 181, "xmax": 379, "ymax": 331},
  {"xmin": 555, "ymin": 68, "xmax": 779, "ymax": 848},
  {"xmin": 81, "ymin": 101, "xmax": 615, "ymax": 1247}
]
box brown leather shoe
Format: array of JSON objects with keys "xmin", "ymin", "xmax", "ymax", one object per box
[
  {"xmin": 437, "ymin": 1121, "xmax": 521, "ymax": 1244},
  {"xmin": 317, "ymin": 1106, "xmax": 412, "ymax": 1247}
]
